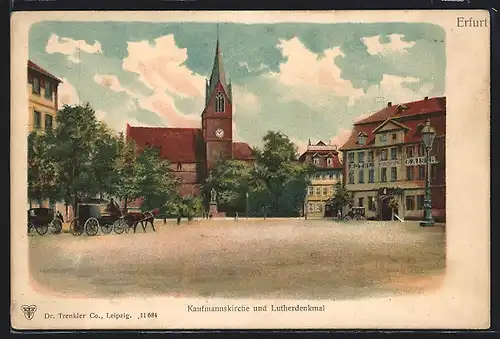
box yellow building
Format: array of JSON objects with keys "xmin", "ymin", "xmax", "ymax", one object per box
[
  {"xmin": 28, "ymin": 60, "xmax": 61, "ymax": 133},
  {"xmin": 27, "ymin": 61, "xmax": 62, "ymax": 210},
  {"xmin": 299, "ymin": 141, "xmax": 343, "ymax": 218}
]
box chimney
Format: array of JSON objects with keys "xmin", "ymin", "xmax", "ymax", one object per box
[
  {"xmin": 387, "ymin": 102, "xmax": 392, "ymax": 107},
  {"xmin": 424, "ymin": 96, "xmax": 429, "ymax": 100}
]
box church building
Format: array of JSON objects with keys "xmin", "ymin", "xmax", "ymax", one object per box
[{"xmin": 125, "ymin": 36, "xmax": 255, "ymax": 198}]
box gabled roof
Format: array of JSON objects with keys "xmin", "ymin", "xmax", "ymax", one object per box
[
  {"xmin": 340, "ymin": 104, "xmax": 446, "ymax": 151},
  {"xmin": 232, "ymin": 142, "xmax": 255, "ymax": 161},
  {"xmin": 126, "ymin": 125, "xmax": 204, "ymax": 163},
  {"xmin": 355, "ymin": 96, "xmax": 445, "ymax": 125},
  {"xmin": 372, "ymin": 118, "xmax": 411, "ymax": 134},
  {"xmin": 28, "ymin": 60, "xmax": 62, "ymax": 83}
]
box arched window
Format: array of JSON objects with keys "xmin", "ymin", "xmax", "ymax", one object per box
[
  {"xmin": 177, "ymin": 163, "xmax": 182, "ymax": 171},
  {"xmin": 215, "ymin": 92, "xmax": 224, "ymax": 112}
]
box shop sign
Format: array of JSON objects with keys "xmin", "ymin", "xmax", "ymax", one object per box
[{"xmin": 405, "ymin": 156, "xmax": 438, "ymax": 166}]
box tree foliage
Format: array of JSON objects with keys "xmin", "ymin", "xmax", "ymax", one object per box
[
  {"xmin": 329, "ymin": 182, "xmax": 353, "ymax": 212},
  {"xmin": 202, "ymin": 158, "xmax": 252, "ymax": 214},
  {"xmin": 251, "ymin": 131, "xmax": 313, "ymax": 216},
  {"xmin": 27, "ymin": 103, "xmax": 180, "ymax": 213}
]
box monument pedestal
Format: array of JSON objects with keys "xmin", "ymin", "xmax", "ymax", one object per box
[{"xmin": 208, "ymin": 203, "xmax": 225, "ymax": 218}]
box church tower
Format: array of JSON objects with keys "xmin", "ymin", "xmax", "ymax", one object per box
[{"xmin": 201, "ymin": 27, "xmax": 233, "ymax": 170}]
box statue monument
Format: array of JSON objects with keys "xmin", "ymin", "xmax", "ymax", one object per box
[{"xmin": 209, "ymin": 188, "xmax": 218, "ymax": 215}]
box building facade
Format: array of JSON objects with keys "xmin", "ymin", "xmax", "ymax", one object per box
[
  {"xmin": 28, "ymin": 60, "xmax": 61, "ymax": 133},
  {"xmin": 126, "ymin": 37, "xmax": 255, "ymax": 199},
  {"xmin": 340, "ymin": 96, "xmax": 446, "ymax": 222},
  {"xmin": 27, "ymin": 61, "xmax": 62, "ymax": 210},
  {"xmin": 299, "ymin": 141, "xmax": 343, "ymax": 218}
]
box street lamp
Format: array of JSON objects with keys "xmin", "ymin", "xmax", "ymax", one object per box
[
  {"xmin": 246, "ymin": 192, "xmax": 249, "ymax": 219},
  {"xmin": 419, "ymin": 119, "xmax": 436, "ymax": 227}
]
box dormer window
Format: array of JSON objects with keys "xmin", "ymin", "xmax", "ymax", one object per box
[
  {"xmin": 215, "ymin": 92, "xmax": 225, "ymax": 112},
  {"xmin": 326, "ymin": 157, "xmax": 333, "ymax": 167},
  {"xmin": 357, "ymin": 132, "xmax": 367, "ymax": 145},
  {"xmin": 313, "ymin": 157, "xmax": 320, "ymax": 165}
]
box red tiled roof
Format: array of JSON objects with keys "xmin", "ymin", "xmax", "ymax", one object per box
[
  {"xmin": 298, "ymin": 151, "xmax": 343, "ymax": 169},
  {"xmin": 28, "ymin": 60, "xmax": 62, "ymax": 83},
  {"xmin": 232, "ymin": 142, "xmax": 255, "ymax": 161},
  {"xmin": 355, "ymin": 96, "xmax": 445, "ymax": 125},
  {"xmin": 340, "ymin": 115, "xmax": 446, "ymax": 151},
  {"xmin": 126, "ymin": 125, "xmax": 203, "ymax": 163},
  {"xmin": 340, "ymin": 97, "xmax": 446, "ymax": 151}
]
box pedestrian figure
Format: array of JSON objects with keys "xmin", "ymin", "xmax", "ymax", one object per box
[{"xmin": 176, "ymin": 215, "xmax": 181, "ymax": 225}]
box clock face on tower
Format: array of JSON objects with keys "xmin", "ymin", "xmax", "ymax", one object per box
[{"xmin": 215, "ymin": 128, "xmax": 224, "ymax": 138}]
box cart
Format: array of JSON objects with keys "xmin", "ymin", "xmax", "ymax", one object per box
[
  {"xmin": 343, "ymin": 206, "xmax": 366, "ymax": 221},
  {"xmin": 69, "ymin": 203, "xmax": 102, "ymax": 236},
  {"xmin": 27, "ymin": 208, "xmax": 63, "ymax": 235}
]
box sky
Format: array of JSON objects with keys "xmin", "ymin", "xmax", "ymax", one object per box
[{"xmin": 29, "ymin": 21, "xmax": 445, "ymax": 154}]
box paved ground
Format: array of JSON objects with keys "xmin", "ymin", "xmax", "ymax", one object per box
[{"xmin": 29, "ymin": 219, "xmax": 446, "ymax": 300}]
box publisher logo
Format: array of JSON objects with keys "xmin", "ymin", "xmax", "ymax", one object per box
[{"xmin": 21, "ymin": 305, "xmax": 37, "ymax": 320}]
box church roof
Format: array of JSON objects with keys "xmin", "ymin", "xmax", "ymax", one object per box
[
  {"xmin": 126, "ymin": 124, "xmax": 256, "ymax": 163},
  {"xmin": 126, "ymin": 125, "xmax": 204, "ymax": 163},
  {"xmin": 232, "ymin": 142, "xmax": 256, "ymax": 161},
  {"xmin": 207, "ymin": 35, "xmax": 231, "ymax": 102}
]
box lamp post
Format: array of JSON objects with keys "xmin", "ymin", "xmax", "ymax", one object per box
[
  {"xmin": 246, "ymin": 192, "xmax": 249, "ymax": 219},
  {"xmin": 419, "ymin": 119, "xmax": 436, "ymax": 227}
]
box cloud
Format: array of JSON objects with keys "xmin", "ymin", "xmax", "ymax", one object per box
[
  {"xmin": 292, "ymin": 138, "xmax": 309, "ymax": 156},
  {"xmin": 266, "ymin": 37, "xmax": 364, "ymax": 107},
  {"xmin": 120, "ymin": 34, "xmax": 209, "ymax": 128},
  {"xmin": 362, "ymin": 34, "xmax": 416, "ymax": 56},
  {"xmin": 122, "ymin": 34, "xmax": 205, "ymax": 98},
  {"xmin": 239, "ymin": 61, "xmax": 269, "ymax": 73},
  {"xmin": 365, "ymin": 74, "xmax": 433, "ymax": 106},
  {"xmin": 232, "ymin": 84, "xmax": 261, "ymax": 116},
  {"xmin": 330, "ymin": 129, "xmax": 352, "ymax": 151},
  {"xmin": 57, "ymin": 78, "xmax": 80, "ymax": 108},
  {"xmin": 45, "ymin": 34, "xmax": 102, "ymax": 63},
  {"xmin": 93, "ymin": 74, "xmax": 127, "ymax": 93}
]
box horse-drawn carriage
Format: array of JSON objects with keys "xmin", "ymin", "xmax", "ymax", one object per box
[
  {"xmin": 111, "ymin": 207, "xmax": 158, "ymax": 234},
  {"xmin": 27, "ymin": 208, "xmax": 63, "ymax": 235},
  {"xmin": 69, "ymin": 201, "xmax": 159, "ymax": 236},
  {"xmin": 69, "ymin": 203, "xmax": 108, "ymax": 236},
  {"xmin": 343, "ymin": 206, "xmax": 366, "ymax": 221}
]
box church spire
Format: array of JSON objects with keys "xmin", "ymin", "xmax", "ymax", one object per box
[{"xmin": 208, "ymin": 23, "xmax": 230, "ymax": 102}]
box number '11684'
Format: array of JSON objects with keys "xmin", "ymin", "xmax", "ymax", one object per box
[{"xmin": 139, "ymin": 313, "xmax": 158, "ymax": 318}]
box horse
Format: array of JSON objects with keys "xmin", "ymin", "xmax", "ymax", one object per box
[{"xmin": 122, "ymin": 208, "xmax": 159, "ymax": 233}]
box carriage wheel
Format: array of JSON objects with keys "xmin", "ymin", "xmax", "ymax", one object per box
[
  {"xmin": 70, "ymin": 219, "xmax": 83, "ymax": 236},
  {"xmin": 51, "ymin": 219, "xmax": 63, "ymax": 234},
  {"xmin": 85, "ymin": 217, "xmax": 99, "ymax": 236},
  {"xmin": 36, "ymin": 223, "xmax": 49, "ymax": 235},
  {"xmin": 27, "ymin": 221, "xmax": 35, "ymax": 235},
  {"xmin": 343, "ymin": 215, "xmax": 352, "ymax": 221},
  {"xmin": 113, "ymin": 219, "xmax": 126, "ymax": 234},
  {"xmin": 101, "ymin": 222, "xmax": 113, "ymax": 234}
]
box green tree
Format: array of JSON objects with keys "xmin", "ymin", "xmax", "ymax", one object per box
[
  {"xmin": 52, "ymin": 103, "xmax": 99, "ymax": 213},
  {"xmin": 135, "ymin": 146, "xmax": 179, "ymax": 212},
  {"xmin": 115, "ymin": 134, "xmax": 140, "ymax": 210},
  {"xmin": 27, "ymin": 130, "xmax": 61, "ymax": 206},
  {"xmin": 202, "ymin": 158, "xmax": 252, "ymax": 215},
  {"xmin": 252, "ymin": 131, "xmax": 313, "ymax": 216},
  {"xmin": 88, "ymin": 122, "xmax": 121, "ymax": 200},
  {"xmin": 329, "ymin": 182, "xmax": 353, "ymax": 213}
]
